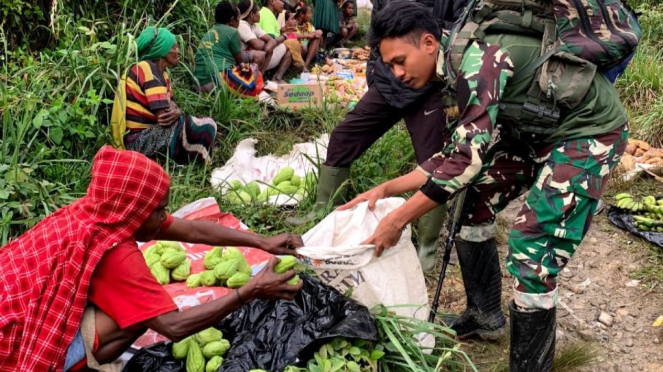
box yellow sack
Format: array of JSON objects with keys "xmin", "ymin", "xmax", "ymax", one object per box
[
  {"xmin": 283, "ymin": 39, "xmax": 305, "ymax": 69},
  {"xmin": 110, "ymin": 76, "xmax": 128, "ymax": 149}
]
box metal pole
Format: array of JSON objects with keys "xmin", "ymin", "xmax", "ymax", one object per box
[{"xmin": 428, "ymin": 188, "xmax": 467, "ymax": 322}]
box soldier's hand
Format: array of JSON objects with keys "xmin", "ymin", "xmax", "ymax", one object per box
[
  {"xmin": 361, "ymin": 216, "xmax": 402, "ymax": 257},
  {"xmin": 337, "ymin": 185, "xmax": 388, "ymax": 211}
]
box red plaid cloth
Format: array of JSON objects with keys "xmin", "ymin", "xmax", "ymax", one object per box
[{"xmin": 0, "ymin": 146, "xmax": 170, "ymax": 371}]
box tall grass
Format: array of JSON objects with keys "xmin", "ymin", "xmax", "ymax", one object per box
[
  {"xmin": 373, "ymin": 305, "xmax": 478, "ymax": 372},
  {"xmin": 614, "ymin": 6, "xmax": 663, "ymax": 147},
  {"xmin": 616, "ymin": 43, "xmax": 663, "ymax": 147}
]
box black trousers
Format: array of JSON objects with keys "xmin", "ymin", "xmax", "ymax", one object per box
[{"xmin": 325, "ymin": 86, "xmax": 448, "ymax": 167}]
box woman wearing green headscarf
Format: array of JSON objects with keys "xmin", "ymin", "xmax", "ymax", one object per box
[{"xmin": 110, "ymin": 26, "xmax": 217, "ymax": 165}]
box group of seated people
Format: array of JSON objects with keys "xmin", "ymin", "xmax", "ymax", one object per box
[
  {"xmin": 111, "ymin": 0, "xmax": 358, "ymax": 166},
  {"xmin": 192, "ymin": 0, "xmax": 359, "ymax": 89}
]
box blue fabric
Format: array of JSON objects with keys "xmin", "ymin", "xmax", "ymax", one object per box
[
  {"xmin": 604, "ymin": 52, "xmax": 635, "ymax": 84},
  {"xmin": 63, "ymin": 329, "xmax": 86, "ymax": 371},
  {"xmin": 604, "ymin": 10, "xmax": 639, "ymax": 84}
]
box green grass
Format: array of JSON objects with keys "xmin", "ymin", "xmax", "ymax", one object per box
[
  {"xmin": 628, "ymin": 231, "xmax": 663, "ymax": 290},
  {"xmin": 353, "ymin": 8, "xmax": 372, "ymax": 45},
  {"xmin": 612, "ymin": 5, "xmax": 663, "ymax": 147},
  {"xmin": 603, "ymin": 171, "xmax": 663, "ymax": 201},
  {"xmin": 615, "ymin": 40, "xmax": 663, "ymax": 147}
]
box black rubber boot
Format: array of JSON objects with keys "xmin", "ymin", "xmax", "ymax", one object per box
[
  {"xmin": 285, "ymin": 165, "xmax": 350, "ymax": 226},
  {"xmin": 509, "ymin": 301, "xmax": 556, "ymax": 372},
  {"xmin": 443, "ymin": 238, "xmax": 506, "ymax": 340}
]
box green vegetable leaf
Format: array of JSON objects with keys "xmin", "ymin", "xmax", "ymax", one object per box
[
  {"xmin": 354, "ymin": 339, "xmax": 367, "ymax": 348},
  {"xmin": 330, "ymin": 359, "xmax": 345, "ymax": 372},
  {"xmin": 346, "ymin": 361, "xmax": 360, "ymax": 372},
  {"xmin": 308, "ymin": 363, "xmax": 323, "ymax": 372},
  {"xmin": 50, "ymin": 127, "xmax": 64, "ymax": 145},
  {"xmin": 314, "ymin": 352, "xmax": 323, "ymax": 366},
  {"xmin": 322, "ymin": 359, "xmax": 332, "ymax": 372},
  {"xmin": 370, "ymin": 350, "xmax": 385, "ymax": 360}
]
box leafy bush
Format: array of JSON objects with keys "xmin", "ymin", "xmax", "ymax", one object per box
[
  {"xmin": 615, "ymin": 7, "xmax": 663, "ymax": 147},
  {"xmin": 636, "ymin": 5, "xmax": 663, "ymax": 49}
]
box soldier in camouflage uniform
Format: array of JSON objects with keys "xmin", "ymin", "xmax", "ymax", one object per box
[
  {"xmin": 339, "ymin": 2, "xmax": 629, "ymax": 370},
  {"xmin": 287, "ymin": 0, "xmax": 472, "ymax": 274}
]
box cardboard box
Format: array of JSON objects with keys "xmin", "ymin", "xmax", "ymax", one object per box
[{"xmin": 276, "ymin": 84, "xmax": 323, "ymax": 109}]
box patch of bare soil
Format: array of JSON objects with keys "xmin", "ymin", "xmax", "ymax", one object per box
[{"xmin": 427, "ymin": 196, "xmax": 663, "ymax": 372}]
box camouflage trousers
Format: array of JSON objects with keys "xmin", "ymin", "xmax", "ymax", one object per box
[{"xmin": 458, "ymin": 124, "xmax": 628, "ymax": 309}]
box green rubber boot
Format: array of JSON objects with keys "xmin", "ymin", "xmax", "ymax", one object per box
[
  {"xmin": 416, "ymin": 204, "xmax": 447, "ymax": 273},
  {"xmin": 285, "ymin": 165, "xmax": 350, "ymax": 226}
]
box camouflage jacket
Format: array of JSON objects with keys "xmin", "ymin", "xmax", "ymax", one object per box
[
  {"xmin": 417, "ymin": 38, "xmax": 513, "ymax": 205},
  {"xmin": 417, "ymin": 35, "xmax": 628, "ymax": 205}
]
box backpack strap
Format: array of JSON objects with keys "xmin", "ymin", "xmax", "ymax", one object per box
[
  {"xmin": 494, "ymin": 10, "xmax": 545, "ymax": 33},
  {"xmin": 448, "ymin": 22, "xmax": 479, "ymax": 81},
  {"xmin": 445, "ymin": 2, "xmax": 549, "ymax": 86},
  {"xmin": 443, "ymin": 0, "xmax": 480, "ymax": 86},
  {"xmin": 509, "ymin": 47, "xmax": 557, "ymax": 87}
]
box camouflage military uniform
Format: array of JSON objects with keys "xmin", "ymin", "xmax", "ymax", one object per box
[{"xmin": 418, "ymin": 35, "xmax": 629, "ymax": 309}]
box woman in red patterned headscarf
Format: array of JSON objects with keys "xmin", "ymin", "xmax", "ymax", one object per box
[{"xmin": 0, "ymin": 146, "xmax": 303, "ymax": 371}]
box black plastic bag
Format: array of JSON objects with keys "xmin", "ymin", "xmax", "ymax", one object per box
[
  {"xmin": 123, "ymin": 342, "xmax": 183, "ymax": 372},
  {"xmin": 123, "ymin": 274, "xmax": 378, "ymax": 372},
  {"xmin": 607, "ymin": 206, "xmax": 663, "ymax": 248}
]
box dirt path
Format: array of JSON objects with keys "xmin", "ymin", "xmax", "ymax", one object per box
[{"xmin": 431, "ymin": 196, "xmax": 663, "ymax": 372}]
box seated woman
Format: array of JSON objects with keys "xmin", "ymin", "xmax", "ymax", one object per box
[
  {"xmin": 256, "ymin": 0, "xmax": 294, "ymax": 83},
  {"xmin": 293, "ymin": 3, "xmax": 323, "ymax": 71},
  {"xmin": 193, "ymin": 1, "xmax": 264, "ymax": 95},
  {"xmin": 0, "ymin": 146, "xmax": 303, "ymax": 372},
  {"xmin": 330, "ymin": 1, "xmax": 358, "ymax": 48},
  {"xmin": 237, "ymin": 0, "xmax": 271, "ymax": 72},
  {"xmin": 110, "ymin": 26, "xmax": 217, "ymax": 165},
  {"xmin": 237, "ymin": 0, "xmax": 296, "ymax": 79}
]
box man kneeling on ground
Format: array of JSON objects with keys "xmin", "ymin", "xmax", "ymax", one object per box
[{"xmin": 0, "ymin": 146, "xmax": 303, "ymax": 371}]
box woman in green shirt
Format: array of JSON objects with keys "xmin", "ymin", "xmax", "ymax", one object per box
[
  {"xmin": 257, "ymin": 0, "xmax": 294, "ymax": 83},
  {"xmin": 194, "ymin": 1, "xmax": 263, "ymax": 96}
]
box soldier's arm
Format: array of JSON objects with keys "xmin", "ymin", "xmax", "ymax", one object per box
[{"xmin": 416, "ymin": 41, "xmax": 514, "ymax": 205}]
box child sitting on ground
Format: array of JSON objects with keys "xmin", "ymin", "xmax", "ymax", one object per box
[
  {"xmin": 279, "ymin": 10, "xmax": 306, "ymax": 70},
  {"xmin": 294, "ymin": 2, "xmax": 323, "ymax": 71},
  {"xmin": 330, "ymin": 1, "xmax": 357, "ymax": 48}
]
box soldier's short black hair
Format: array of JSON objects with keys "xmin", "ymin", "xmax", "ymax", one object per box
[{"xmin": 368, "ymin": 1, "xmax": 441, "ymax": 48}]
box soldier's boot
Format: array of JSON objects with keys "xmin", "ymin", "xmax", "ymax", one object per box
[
  {"xmin": 285, "ymin": 165, "xmax": 350, "ymax": 226},
  {"xmin": 415, "ymin": 205, "xmax": 447, "ymax": 274},
  {"xmin": 442, "ymin": 239, "xmax": 506, "ymax": 340},
  {"xmin": 509, "ymin": 300, "xmax": 556, "ymax": 372}
]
